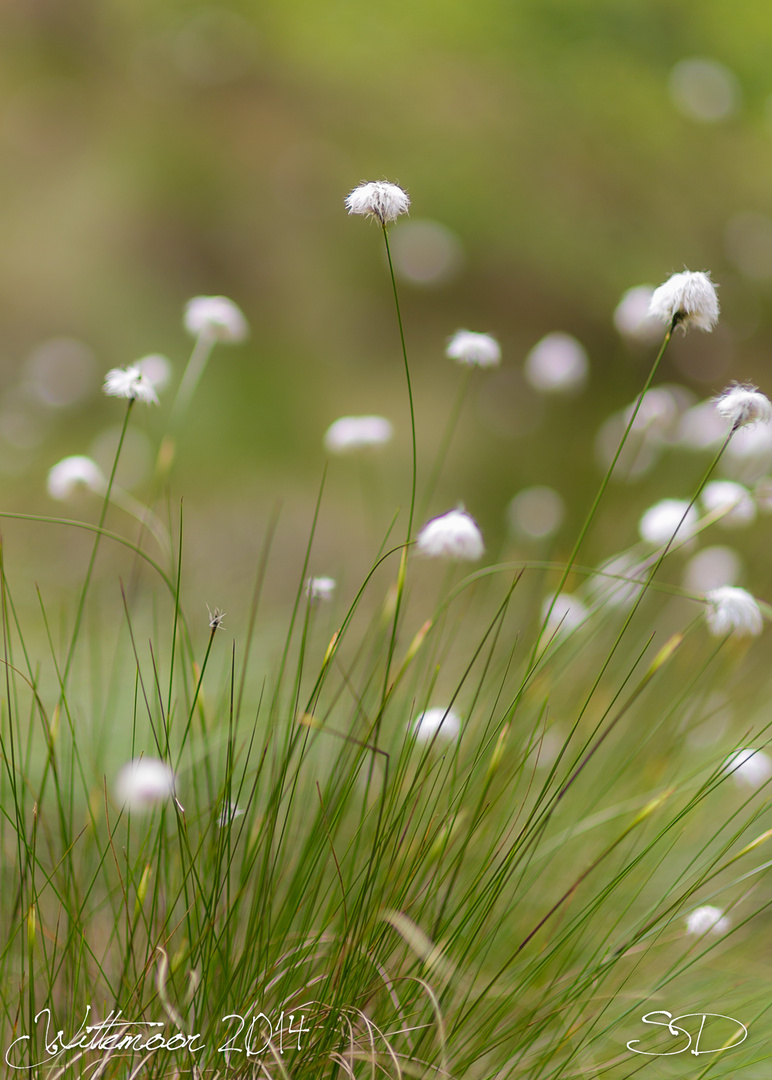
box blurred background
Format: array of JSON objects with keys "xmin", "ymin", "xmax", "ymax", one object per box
[{"xmin": 2, "ymin": 0, "xmax": 772, "ymax": 606}]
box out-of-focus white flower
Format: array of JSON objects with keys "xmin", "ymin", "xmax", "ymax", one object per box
[
  {"xmin": 390, "ymin": 220, "xmax": 463, "ymax": 286},
  {"xmin": 135, "ymin": 354, "xmax": 173, "ymax": 392},
  {"xmin": 701, "ymin": 480, "xmax": 756, "ymax": 527},
  {"xmin": 345, "ymin": 181, "xmax": 410, "ymax": 225},
  {"xmin": 639, "ymin": 499, "xmax": 698, "ymax": 546},
  {"xmin": 714, "ymin": 383, "xmax": 772, "ymax": 431},
  {"xmin": 116, "ymin": 758, "xmax": 175, "ymax": 811},
  {"xmin": 446, "ymin": 330, "xmax": 501, "ymax": 368},
  {"xmin": 613, "ymin": 285, "xmax": 661, "ymax": 344},
  {"xmin": 507, "ymin": 486, "xmax": 564, "ymax": 540},
  {"xmin": 323, "ymin": 415, "xmax": 393, "ymax": 454},
  {"xmin": 683, "ymin": 546, "xmax": 742, "ymax": 593},
  {"xmin": 416, "ymin": 508, "xmax": 484, "ymax": 561},
  {"xmin": 410, "ymin": 707, "xmax": 462, "ymax": 744},
  {"xmin": 685, "ymin": 905, "xmax": 730, "ymax": 936},
  {"xmin": 307, "ymin": 576, "xmax": 336, "ymax": 602},
  {"xmin": 184, "ymin": 295, "xmax": 249, "ymax": 343},
  {"xmin": 524, "ymin": 332, "xmax": 588, "ymax": 393},
  {"xmin": 587, "ymin": 553, "xmax": 644, "ymax": 610},
  {"xmin": 103, "ymin": 365, "xmax": 159, "ymax": 405},
  {"xmin": 678, "ymin": 400, "xmax": 728, "ymax": 450},
  {"xmin": 705, "ymin": 586, "xmax": 763, "ymax": 637},
  {"xmin": 216, "ymin": 800, "xmax": 245, "ymax": 828},
  {"xmin": 207, "ymin": 605, "xmax": 226, "ymax": 631},
  {"xmin": 723, "ymin": 748, "xmax": 772, "ymax": 787},
  {"xmin": 625, "ymin": 387, "xmax": 680, "ymax": 438},
  {"xmin": 647, "ymin": 270, "xmax": 719, "ymax": 332},
  {"xmin": 670, "ymin": 58, "xmax": 740, "ymax": 124},
  {"xmin": 47, "ymin": 456, "xmax": 106, "ymax": 500},
  {"xmin": 542, "ymin": 593, "xmax": 589, "ymax": 635}
]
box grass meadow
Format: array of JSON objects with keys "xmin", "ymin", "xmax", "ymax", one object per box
[{"xmin": 2, "ymin": 183, "xmax": 772, "ymax": 1080}]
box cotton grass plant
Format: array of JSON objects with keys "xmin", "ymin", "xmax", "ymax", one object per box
[{"xmin": 2, "ymin": 204, "xmax": 772, "ymax": 1080}]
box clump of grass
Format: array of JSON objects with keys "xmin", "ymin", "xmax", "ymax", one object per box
[{"xmin": 1, "ymin": 212, "xmax": 770, "ymax": 1080}]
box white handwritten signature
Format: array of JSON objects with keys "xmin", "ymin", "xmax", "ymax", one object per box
[{"xmin": 626, "ymin": 1010, "xmax": 748, "ymax": 1056}]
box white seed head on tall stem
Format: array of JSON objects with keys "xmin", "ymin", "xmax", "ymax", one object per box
[
  {"xmin": 47, "ymin": 456, "xmax": 106, "ymax": 500},
  {"xmin": 103, "ymin": 365, "xmax": 159, "ymax": 405},
  {"xmin": 416, "ymin": 508, "xmax": 484, "ymax": 561},
  {"xmin": 705, "ymin": 586, "xmax": 763, "ymax": 637},
  {"xmin": 116, "ymin": 757, "xmax": 175, "ymax": 811},
  {"xmin": 638, "ymin": 498, "xmax": 698, "ymax": 546},
  {"xmin": 713, "ymin": 383, "xmax": 772, "ymax": 431},
  {"xmin": 323, "ymin": 415, "xmax": 393, "ymax": 454},
  {"xmin": 410, "ymin": 707, "xmax": 462, "ymax": 745},
  {"xmin": 345, "ymin": 181, "xmax": 410, "ymax": 225},
  {"xmin": 685, "ymin": 905, "xmax": 730, "ymax": 936},
  {"xmin": 647, "ymin": 270, "xmax": 719, "ymax": 332},
  {"xmin": 184, "ymin": 296, "xmax": 249, "ymax": 343},
  {"xmin": 446, "ymin": 330, "xmax": 501, "ymax": 368}
]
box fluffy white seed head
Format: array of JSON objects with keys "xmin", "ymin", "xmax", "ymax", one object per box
[
  {"xmin": 446, "ymin": 330, "xmax": 501, "ymax": 368},
  {"xmin": 524, "ymin": 332, "xmax": 588, "ymax": 393},
  {"xmin": 701, "ymin": 480, "xmax": 756, "ymax": 528},
  {"xmin": 323, "ymin": 415, "xmax": 393, "ymax": 454},
  {"xmin": 410, "ymin": 707, "xmax": 462, "ymax": 745},
  {"xmin": 723, "ymin": 748, "xmax": 772, "ymax": 787},
  {"xmin": 103, "ymin": 365, "xmax": 159, "ymax": 405},
  {"xmin": 345, "ymin": 180, "xmax": 410, "ymax": 225},
  {"xmin": 184, "ymin": 295, "xmax": 249, "ymax": 343},
  {"xmin": 685, "ymin": 905, "xmax": 730, "ymax": 936},
  {"xmin": 647, "ymin": 270, "xmax": 719, "ymax": 332},
  {"xmin": 47, "ymin": 456, "xmax": 106, "ymax": 500},
  {"xmin": 416, "ymin": 509, "xmax": 484, "ymax": 561},
  {"xmin": 307, "ymin": 576, "xmax": 336, "ymax": 602},
  {"xmin": 713, "ymin": 383, "xmax": 772, "ymax": 431},
  {"xmin": 116, "ymin": 758, "xmax": 175, "ymax": 811},
  {"xmin": 638, "ymin": 498, "xmax": 698, "ymax": 546},
  {"xmin": 705, "ymin": 586, "xmax": 763, "ymax": 637}
]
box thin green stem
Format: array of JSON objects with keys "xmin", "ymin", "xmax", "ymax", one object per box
[{"xmin": 420, "ymin": 365, "xmax": 473, "ymax": 519}]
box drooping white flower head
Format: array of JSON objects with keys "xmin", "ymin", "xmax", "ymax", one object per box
[
  {"xmin": 307, "ymin": 576, "xmax": 336, "ymax": 602},
  {"xmin": 638, "ymin": 498, "xmax": 698, "ymax": 546},
  {"xmin": 135, "ymin": 354, "xmax": 173, "ymax": 392},
  {"xmin": 524, "ymin": 332, "xmax": 588, "ymax": 393},
  {"xmin": 345, "ymin": 181, "xmax": 410, "ymax": 225},
  {"xmin": 723, "ymin": 748, "xmax": 772, "ymax": 787},
  {"xmin": 700, "ymin": 480, "xmax": 756, "ymax": 528},
  {"xmin": 542, "ymin": 593, "xmax": 589, "ymax": 635},
  {"xmin": 446, "ymin": 330, "xmax": 501, "ymax": 368},
  {"xmin": 103, "ymin": 365, "xmax": 159, "ymax": 405},
  {"xmin": 647, "ymin": 270, "xmax": 719, "ymax": 332},
  {"xmin": 685, "ymin": 905, "xmax": 730, "ymax": 936},
  {"xmin": 705, "ymin": 586, "xmax": 763, "ymax": 637},
  {"xmin": 323, "ymin": 415, "xmax": 393, "ymax": 454},
  {"xmin": 410, "ymin": 707, "xmax": 462, "ymax": 745},
  {"xmin": 713, "ymin": 383, "xmax": 772, "ymax": 431},
  {"xmin": 47, "ymin": 456, "xmax": 106, "ymax": 500},
  {"xmin": 116, "ymin": 757, "xmax": 175, "ymax": 812},
  {"xmin": 416, "ymin": 508, "xmax": 484, "ymax": 561},
  {"xmin": 184, "ymin": 296, "xmax": 249, "ymax": 343}
]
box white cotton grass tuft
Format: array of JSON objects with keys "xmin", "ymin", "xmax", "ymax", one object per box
[
  {"xmin": 345, "ymin": 181, "xmax": 410, "ymax": 225},
  {"xmin": 713, "ymin": 383, "xmax": 772, "ymax": 431},
  {"xmin": 647, "ymin": 270, "xmax": 719, "ymax": 333},
  {"xmin": 683, "ymin": 546, "xmax": 742, "ymax": 593},
  {"xmin": 47, "ymin": 456, "xmax": 106, "ymax": 500},
  {"xmin": 723, "ymin": 748, "xmax": 772, "ymax": 788},
  {"xmin": 506, "ymin": 486, "xmax": 565, "ymax": 540},
  {"xmin": 103, "ymin": 365, "xmax": 159, "ymax": 405},
  {"xmin": 115, "ymin": 757, "xmax": 175, "ymax": 812},
  {"xmin": 638, "ymin": 499, "xmax": 698, "ymax": 546},
  {"xmin": 307, "ymin": 576, "xmax": 336, "ymax": 602},
  {"xmin": 685, "ymin": 905, "xmax": 730, "ymax": 936},
  {"xmin": 700, "ymin": 480, "xmax": 756, "ymax": 528},
  {"xmin": 410, "ymin": 707, "xmax": 462, "ymax": 745},
  {"xmin": 613, "ymin": 285, "xmax": 662, "ymax": 345},
  {"xmin": 323, "ymin": 415, "xmax": 393, "ymax": 454},
  {"xmin": 523, "ymin": 332, "xmax": 588, "ymax": 393},
  {"xmin": 446, "ymin": 330, "xmax": 501, "ymax": 369},
  {"xmin": 416, "ymin": 508, "xmax": 484, "ymax": 561},
  {"xmin": 542, "ymin": 593, "xmax": 589, "ymax": 636},
  {"xmin": 705, "ymin": 586, "xmax": 763, "ymax": 638},
  {"xmin": 184, "ymin": 296, "xmax": 249, "ymax": 343}
]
